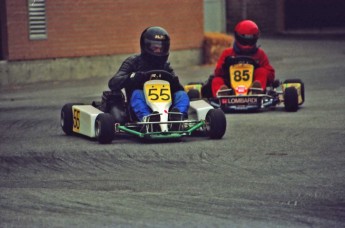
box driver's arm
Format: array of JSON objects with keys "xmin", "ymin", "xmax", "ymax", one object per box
[
  {"xmin": 214, "ymin": 48, "xmax": 233, "ymax": 78},
  {"xmin": 164, "ymin": 63, "xmax": 184, "ymax": 93},
  {"xmin": 255, "ymin": 49, "xmax": 275, "ymax": 83},
  {"xmin": 108, "ymin": 56, "xmax": 136, "ymax": 91}
]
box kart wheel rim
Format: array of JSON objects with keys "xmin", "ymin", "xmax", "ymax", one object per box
[
  {"xmin": 60, "ymin": 112, "xmax": 65, "ymax": 128},
  {"xmin": 205, "ymin": 117, "xmax": 211, "ymax": 132},
  {"xmin": 95, "ymin": 120, "xmax": 101, "ymax": 138}
]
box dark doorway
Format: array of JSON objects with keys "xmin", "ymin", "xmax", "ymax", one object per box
[
  {"xmin": 0, "ymin": 0, "xmax": 8, "ymax": 60},
  {"xmin": 285, "ymin": 0, "xmax": 345, "ymax": 30}
]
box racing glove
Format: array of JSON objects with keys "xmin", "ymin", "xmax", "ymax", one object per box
[{"xmin": 130, "ymin": 71, "xmax": 149, "ymax": 88}]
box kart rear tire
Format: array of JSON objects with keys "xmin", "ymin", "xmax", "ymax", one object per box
[
  {"xmin": 95, "ymin": 113, "xmax": 115, "ymax": 144},
  {"xmin": 205, "ymin": 109, "xmax": 226, "ymax": 139},
  {"xmin": 187, "ymin": 89, "xmax": 200, "ymax": 101},
  {"xmin": 284, "ymin": 87, "xmax": 299, "ymax": 112},
  {"xmin": 283, "ymin": 79, "xmax": 305, "ymax": 105},
  {"xmin": 187, "ymin": 82, "xmax": 204, "ymax": 86},
  {"xmin": 60, "ymin": 103, "xmax": 83, "ymax": 135}
]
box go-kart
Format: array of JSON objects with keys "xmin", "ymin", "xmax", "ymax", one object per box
[
  {"xmin": 60, "ymin": 70, "xmax": 227, "ymax": 144},
  {"xmin": 185, "ymin": 56, "xmax": 305, "ymax": 112}
]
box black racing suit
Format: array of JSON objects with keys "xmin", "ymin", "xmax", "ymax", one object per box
[
  {"xmin": 108, "ymin": 54, "xmax": 184, "ymax": 99},
  {"xmin": 108, "ymin": 54, "xmax": 189, "ymax": 121}
]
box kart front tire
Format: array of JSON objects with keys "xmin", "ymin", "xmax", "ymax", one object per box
[
  {"xmin": 95, "ymin": 113, "xmax": 115, "ymax": 144},
  {"xmin": 284, "ymin": 87, "xmax": 299, "ymax": 112},
  {"xmin": 205, "ymin": 109, "xmax": 226, "ymax": 139},
  {"xmin": 61, "ymin": 103, "xmax": 83, "ymax": 135}
]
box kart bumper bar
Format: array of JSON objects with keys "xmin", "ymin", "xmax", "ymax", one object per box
[{"xmin": 117, "ymin": 120, "xmax": 205, "ymax": 139}]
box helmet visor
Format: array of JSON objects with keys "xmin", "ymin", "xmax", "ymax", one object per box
[
  {"xmin": 235, "ymin": 33, "xmax": 258, "ymax": 46},
  {"xmin": 143, "ymin": 39, "xmax": 170, "ymax": 56}
]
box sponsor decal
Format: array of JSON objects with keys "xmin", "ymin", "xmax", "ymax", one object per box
[
  {"xmin": 228, "ymin": 97, "xmax": 258, "ymax": 104},
  {"xmin": 155, "ymin": 34, "xmax": 165, "ymax": 40},
  {"xmin": 235, "ymin": 85, "xmax": 248, "ymax": 95},
  {"xmin": 221, "ymin": 99, "xmax": 228, "ymax": 104}
]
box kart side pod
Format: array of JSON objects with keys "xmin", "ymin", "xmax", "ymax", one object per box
[
  {"xmin": 72, "ymin": 105, "xmax": 103, "ymax": 138},
  {"xmin": 188, "ymin": 99, "xmax": 214, "ymax": 120},
  {"xmin": 65, "ymin": 104, "xmax": 103, "ymax": 138}
]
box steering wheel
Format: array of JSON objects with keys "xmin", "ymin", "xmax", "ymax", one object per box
[
  {"xmin": 223, "ymin": 56, "xmax": 259, "ymax": 69},
  {"xmin": 143, "ymin": 70, "xmax": 176, "ymax": 83}
]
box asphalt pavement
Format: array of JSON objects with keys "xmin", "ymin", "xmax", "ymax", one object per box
[{"xmin": 1, "ymin": 35, "xmax": 345, "ymax": 228}]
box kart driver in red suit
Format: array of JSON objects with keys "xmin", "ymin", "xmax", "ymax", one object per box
[{"xmin": 211, "ymin": 20, "xmax": 275, "ymax": 97}]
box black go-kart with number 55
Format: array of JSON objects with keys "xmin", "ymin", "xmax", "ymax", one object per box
[
  {"xmin": 184, "ymin": 56, "xmax": 305, "ymax": 112},
  {"xmin": 60, "ymin": 70, "xmax": 227, "ymax": 144}
]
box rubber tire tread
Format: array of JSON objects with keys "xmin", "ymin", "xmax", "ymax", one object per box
[
  {"xmin": 283, "ymin": 79, "xmax": 305, "ymax": 105},
  {"xmin": 187, "ymin": 89, "xmax": 200, "ymax": 101},
  {"xmin": 284, "ymin": 87, "xmax": 299, "ymax": 112},
  {"xmin": 95, "ymin": 113, "xmax": 115, "ymax": 144},
  {"xmin": 206, "ymin": 109, "xmax": 226, "ymax": 139},
  {"xmin": 61, "ymin": 103, "xmax": 83, "ymax": 135}
]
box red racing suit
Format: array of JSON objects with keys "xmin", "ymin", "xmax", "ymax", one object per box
[{"xmin": 211, "ymin": 47, "xmax": 275, "ymax": 97}]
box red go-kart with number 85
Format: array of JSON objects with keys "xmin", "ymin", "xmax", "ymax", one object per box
[{"xmin": 185, "ymin": 56, "xmax": 305, "ymax": 112}]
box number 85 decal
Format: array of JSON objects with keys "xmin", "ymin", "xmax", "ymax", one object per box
[
  {"xmin": 230, "ymin": 64, "xmax": 254, "ymax": 82},
  {"xmin": 233, "ymin": 69, "xmax": 250, "ymax": 81}
]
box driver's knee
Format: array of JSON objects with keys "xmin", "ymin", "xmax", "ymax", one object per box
[
  {"xmin": 172, "ymin": 90, "xmax": 189, "ymax": 116},
  {"xmin": 130, "ymin": 90, "xmax": 151, "ymax": 121},
  {"xmin": 109, "ymin": 105, "xmax": 127, "ymax": 124},
  {"xmin": 101, "ymin": 90, "xmax": 127, "ymax": 124}
]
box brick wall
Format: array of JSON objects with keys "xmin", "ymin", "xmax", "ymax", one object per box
[{"xmin": 5, "ymin": 0, "xmax": 204, "ymax": 61}]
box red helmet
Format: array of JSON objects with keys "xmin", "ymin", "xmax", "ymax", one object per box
[{"xmin": 234, "ymin": 20, "xmax": 260, "ymax": 53}]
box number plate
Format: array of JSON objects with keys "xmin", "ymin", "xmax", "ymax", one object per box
[
  {"xmin": 229, "ymin": 63, "xmax": 254, "ymax": 95},
  {"xmin": 72, "ymin": 108, "xmax": 80, "ymax": 132},
  {"xmin": 145, "ymin": 84, "xmax": 172, "ymax": 102}
]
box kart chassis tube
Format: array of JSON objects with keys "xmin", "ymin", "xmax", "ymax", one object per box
[{"xmin": 117, "ymin": 120, "xmax": 205, "ymax": 138}]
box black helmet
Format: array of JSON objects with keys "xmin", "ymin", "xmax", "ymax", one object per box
[{"xmin": 140, "ymin": 26, "xmax": 170, "ymax": 64}]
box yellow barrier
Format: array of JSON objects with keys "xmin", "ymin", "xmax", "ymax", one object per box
[{"xmin": 203, "ymin": 32, "xmax": 233, "ymax": 65}]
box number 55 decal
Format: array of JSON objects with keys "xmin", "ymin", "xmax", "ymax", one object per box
[
  {"xmin": 73, "ymin": 108, "xmax": 80, "ymax": 132},
  {"xmin": 145, "ymin": 84, "xmax": 172, "ymax": 102}
]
